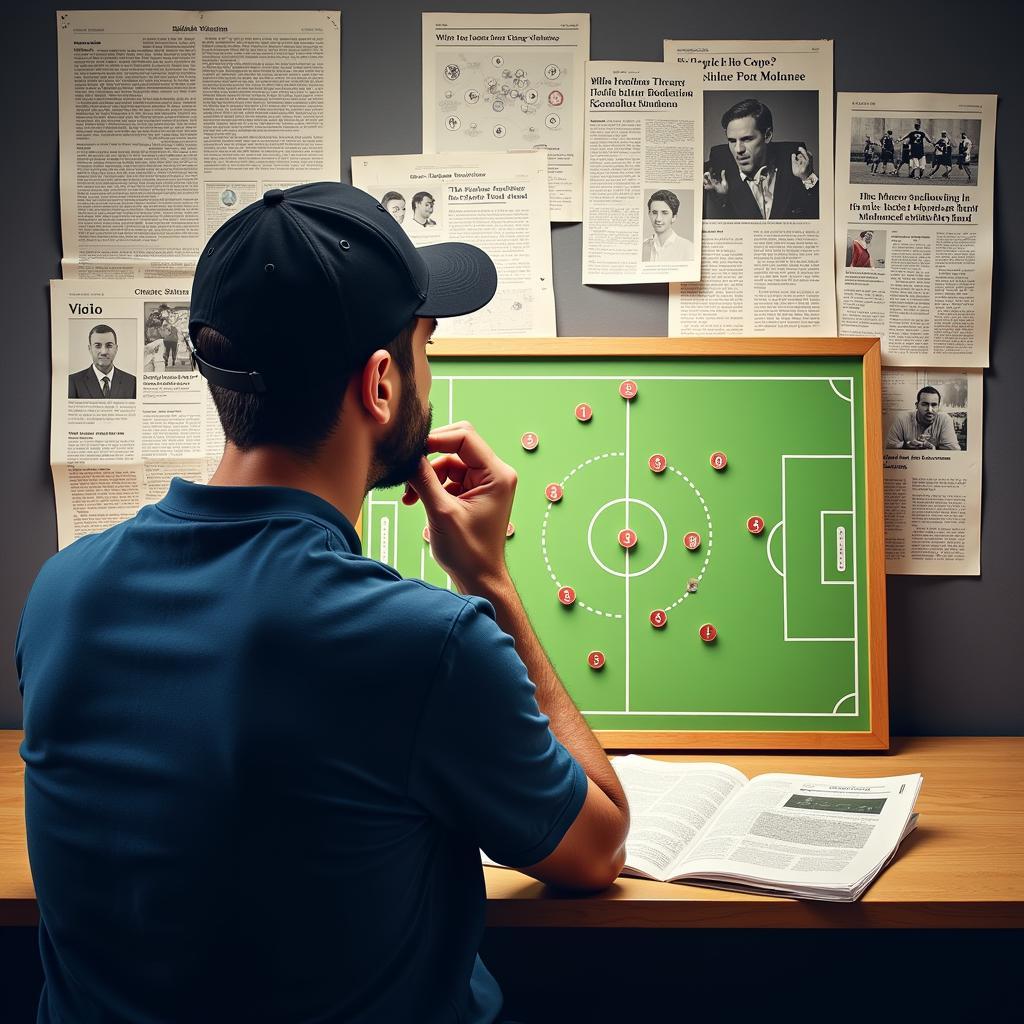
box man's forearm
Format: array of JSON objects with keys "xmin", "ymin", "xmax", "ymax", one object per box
[{"xmin": 471, "ymin": 572, "xmax": 628, "ymax": 816}]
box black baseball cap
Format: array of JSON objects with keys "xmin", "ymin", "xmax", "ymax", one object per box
[{"xmin": 188, "ymin": 182, "xmax": 497, "ymax": 393}]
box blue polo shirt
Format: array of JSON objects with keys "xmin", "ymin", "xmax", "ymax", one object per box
[{"xmin": 17, "ymin": 479, "xmax": 586, "ymax": 1023}]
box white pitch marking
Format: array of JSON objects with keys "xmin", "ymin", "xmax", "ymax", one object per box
[
  {"xmin": 766, "ymin": 521, "xmax": 785, "ymax": 579},
  {"xmin": 586, "ymin": 499, "xmax": 667, "ymax": 579},
  {"xmin": 829, "ymin": 378, "xmax": 853, "ymax": 403},
  {"xmin": 581, "ymin": 710, "xmax": 860, "ymax": 717},
  {"xmin": 833, "ymin": 692, "xmax": 856, "ymax": 713}
]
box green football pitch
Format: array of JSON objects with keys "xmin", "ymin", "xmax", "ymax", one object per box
[{"xmin": 363, "ymin": 356, "xmax": 870, "ymax": 736}]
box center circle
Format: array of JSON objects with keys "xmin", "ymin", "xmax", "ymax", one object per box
[{"xmin": 586, "ymin": 498, "xmax": 668, "ymax": 578}]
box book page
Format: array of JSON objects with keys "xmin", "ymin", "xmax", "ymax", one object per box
[
  {"xmin": 676, "ymin": 772, "xmax": 922, "ymax": 890},
  {"xmin": 834, "ymin": 92, "xmax": 996, "ymax": 367},
  {"xmin": 57, "ymin": 9, "xmax": 341, "ymax": 278},
  {"xmin": 663, "ymin": 40, "xmax": 835, "ymax": 336},
  {"xmin": 422, "ymin": 12, "xmax": 589, "ymax": 222},
  {"xmin": 582, "ymin": 62, "xmax": 703, "ymax": 284},
  {"xmin": 613, "ymin": 755, "xmax": 747, "ymax": 881},
  {"xmin": 352, "ymin": 150, "xmax": 555, "ymax": 337},
  {"xmin": 50, "ymin": 278, "xmax": 223, "ymax": 549}
]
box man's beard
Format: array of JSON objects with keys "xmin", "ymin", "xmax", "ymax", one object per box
[{"xmin": 367, "ymin": 381, "xmax": 433, "ymax": 492}]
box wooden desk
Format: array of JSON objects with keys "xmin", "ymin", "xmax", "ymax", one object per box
[{"xmin": 2, "ymin": 733, "xmax": 1021, "ymax": 929}]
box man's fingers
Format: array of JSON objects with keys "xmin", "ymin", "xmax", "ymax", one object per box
[
  {"xmin": 410, "ymin": 456, "xmax": 453, "ymax": 510},
  {"xmin": 425, "ymin": 425, "xmax": 500, "ymax": 470}
]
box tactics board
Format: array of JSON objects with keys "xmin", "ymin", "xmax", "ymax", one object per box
[{"xmin": 362, "ymin": 339, "xmax": 887, "ymax": 749}]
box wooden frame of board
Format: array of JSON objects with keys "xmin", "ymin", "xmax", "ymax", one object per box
[{"xmin": 420, "ymin": 337, "xmax": 888, "ymax": 752}]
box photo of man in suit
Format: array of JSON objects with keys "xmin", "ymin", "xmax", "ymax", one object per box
[
  {"xmin": 703, "ymin": 97, "xmax": 819, "ymax": 220},
  {"xmin": 68, "ymin": 324, "xmax": 137, "ymax": 399}
]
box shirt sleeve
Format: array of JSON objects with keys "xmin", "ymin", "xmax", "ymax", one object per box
[
  {"xmin": 936, "ymin": 414, "xmax": 961, "ymax": 450},
  {"xmin": 407, "ymin": 597, "xmax": 587, "ymax": 868},
  {"xmin": 884, "ymin": 415, "xmax": 908, "ymax": 449}
]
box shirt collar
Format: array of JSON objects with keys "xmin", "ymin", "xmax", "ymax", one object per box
[
  {"xmin": 158, "ymin": 477, "xmax": 362, "ymax": 554},
  {"xmin": 741, "ymin": 164, "xmax": 773, "ymax": 185},
  {"xmin": 92, "ymin": 364, "xmax": 114, "ymax": 385}
]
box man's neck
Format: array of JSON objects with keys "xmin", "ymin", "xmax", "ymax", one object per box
[{"xmin": 209, "ymin": 438, "xmax": 369, "ymax": 525}]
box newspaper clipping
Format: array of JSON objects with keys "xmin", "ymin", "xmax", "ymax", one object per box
[
  {"xmin": 582, "ymin": 61, "xmax": 702, "ymax": 285},
  {"xmin": 50, "ymin": 279, "xmax": 223, "ymax": 549},
  {"xmin": 352, "ymin": 151, "xmax": 555, "ymax": 337},
  {"xmin": 422, "ymin": 12, "xmax": 589, "ymax": 223},
  {"xmin": 882, "ymin": 368, "xmax": 982, "ymax": 575},
  {"xmin": 57, "ymin": 9, "xmax": 341, "ymax": 278},
  {"xmin": 663, "ymin": 40, "xmax": 836, "ymax": 335},
  {"xmin": 835, "ymin": 93, "xmax": 996, "ymax": 367}
]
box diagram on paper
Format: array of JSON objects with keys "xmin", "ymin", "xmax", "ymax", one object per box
[{"xmin": 434, "ymin": 51, "xmax": 573, "ymax": 150}]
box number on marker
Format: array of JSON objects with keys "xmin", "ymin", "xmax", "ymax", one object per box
[
  {"xmin": 710, "ymin": 451, "xmax": 728, "ymax": 470},
  {"xmin": 587, "ymin": 650, "xmax": 606, "ymax": 670},
  {"xmin": 506, "ymin": 521, "xmax": 516, "ymax": 538},
  {"xmin": 619, "ymin": 380, "xmax": 638, "ymax": 400},
  {"xmin": 521, "ymin": 432, "xmax": 539, "ymax": 451},
  {"xmin": 648, "ymin": 453, "xmax": 667, "ymax": 473},
  {"xmin": 557, "ymin": 586, "xmax": 576, "ymax": 606},
  {"xmin": 574, "ymin": 403, "xmax": 593, "ymax": 422},
  {"xmin": 699, "ymin": 623, "xmax": 718, "ymax": 643},
  {"xmin": 683, "ymin": 532, "xmax": 701, "ymax": 550},
  {"xmin": 747, "ymin": 516, "xmax": 764, "ymax": 535},
  {"xmin": 545, "ymin": 482, "xmax": 564, "ymax": 502},
  {"xmin": 650, "ymin": 609, "xmax": 667, "ymax": 629},
  {"xmin": 618, "ymin": 528, "xmax": 637, "ymax": 549},
  {"xmin": 422, "ymin": 526, "xmax": 430, "ymax": 542}
]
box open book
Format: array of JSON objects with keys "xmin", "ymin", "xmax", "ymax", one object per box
[{"xmin": 613, "ymin": 756, "xmax": 921, "ymax": 902}]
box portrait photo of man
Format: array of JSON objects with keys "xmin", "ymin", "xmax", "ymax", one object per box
[
  {"xmin": 703, "ymin": 95, "xmax": 819, "ymax": 221},
  {"xmin": 68, "ymin": 323, "xmax": 137, "ymax": 400},
  {"xmin": 409, "ymin": 191, "xmax": 437, "ymax": 227},
  {"xmin": 884, "ymin": 386, "xmax": 962, "ymax": 450},
  {"xmin": 381, "ymin": 190, "xmax": 406, "ymax": 224},
  {"xmin": 641, "ymin": 189, "xmax": 694, "ymax": 263}
]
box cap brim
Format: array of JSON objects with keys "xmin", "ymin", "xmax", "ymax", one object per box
[{"xmin": 416, "ymin": 242, "xmax": 498, "ymax": 319}]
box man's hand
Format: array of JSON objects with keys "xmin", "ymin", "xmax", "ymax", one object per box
[
  {"xmin": 904, "ymin": 436, "xmax": 935, "ymax": 450},
  {"xmin": 792, "ymin": 145, "xmax": 814, "ymax": 181},
  {"xmin": 702, "ymin": 169, "xmax": 728, "ymax": 195},
  {"xmin": 402, "ymin": 421, "xmax": 517, "ymax": 593}
]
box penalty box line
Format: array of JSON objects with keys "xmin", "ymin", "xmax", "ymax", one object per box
[{"xmin": 782, "ymin": 454, "xmax": 856, "ymax": 638}]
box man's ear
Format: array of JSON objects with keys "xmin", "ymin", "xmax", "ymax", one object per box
[
  {"xmin": 360, "ymin": 349, "xmax": 396, "ymax": 426},
  {"xmin": 765, "ymin": 126, "xmax": 773, "ymax": 144}
]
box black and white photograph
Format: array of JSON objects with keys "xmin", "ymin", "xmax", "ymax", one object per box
[
  {"xmin": 884, "ymin": 376, "xmax": 968, "ymax": 452},
  {"xmin": 849, "ymin": 116, "xmax": 981, "ymax": 186},
  {"xmin": 845, "ymin": 227, "xmax": 887, "ymax": 270},
  {"xmin": 67, "ymin": 318, "xmax": 137, "ymax": 400},
  {"xmin": 640, "ymin": 187, "xmax": 694, "ymax": 263},
  {"xmin": 142, "ymin": 303, "xmax": 191, "ymax": 374},
  {"xmin": 380, "ymin": 190, "xmax": 407, "ymax": 225},
  {"xmin": 702, "ymin": 90, "xmax": 820, "ymax": 221},
  {"xmin": 219, "ymin": 188, "xmax": 238, "ymax": 208},
  {"xmin": 404, "ymin": 190, "xmax": 439, "ymax": 231}
]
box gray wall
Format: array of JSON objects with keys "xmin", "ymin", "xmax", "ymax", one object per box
[{"xmin": 3, "ymin": 2, "xmax": 1021, "ymax": 733}]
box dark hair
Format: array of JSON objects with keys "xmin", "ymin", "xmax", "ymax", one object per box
[
  {"xmin": 721, "ymin": 98, "xmax": 773, "ymax": 135},
  {"xmin": 88, "ymin": 324, "xmax": 117, "ymax": 345},
  {"xmin": 412, "ymin": 191, "xmax": 435, "ymax": 209},
  {"xmin": 647, "ymin": 189, "xmax": 680, "ymax": 216},
  {"xmin": 197, "ymin": 319, "xmax": 417, "ymax": 456},
  {"xmin": 381, "ymin": 191, "xmax": 405, "ymax": 206},
  {"xmin": 916, "ymin": 385, "xmax": 941, "ymax": 404}
]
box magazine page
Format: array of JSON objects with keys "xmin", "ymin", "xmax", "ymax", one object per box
[
  {"xmin": 50, "ymin": 279, "xmax": 222, "ymax": 549},
  {"xmin": 663, "ymin": 40, "xmax": 835, "ymax": 335},
  {"xmin": 613, "ymin": 755, "xmax": 748, "ymax": 881},
  {"xmin": 352, "ymin": 150, "xmax": 555, "ymax": 337},
  {"xmin": 834, "ymin": 93, "xmax": 996, "ymax": 367},
  {"xmin": 582, "ymin": 61, "xmax": 702, "ymax": 285},
  {"xmin": 882, "ymin": 369, "xmax": 982, "ymax": 575},
  {"xmin": 57, "ymin": 9, "xmax": 341, "ymax": 278},
  {"xmin": 673, "ymin": 772, "xmax": 922, "ymax": 891},
  {"xmin": 422, "ymin": 12, "xmax": 589, "ymax": 222}
]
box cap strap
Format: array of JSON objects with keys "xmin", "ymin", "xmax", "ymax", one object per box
[{"xmin": 186, "ymin": 336, "xmax": 267, "ymax": 394}]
